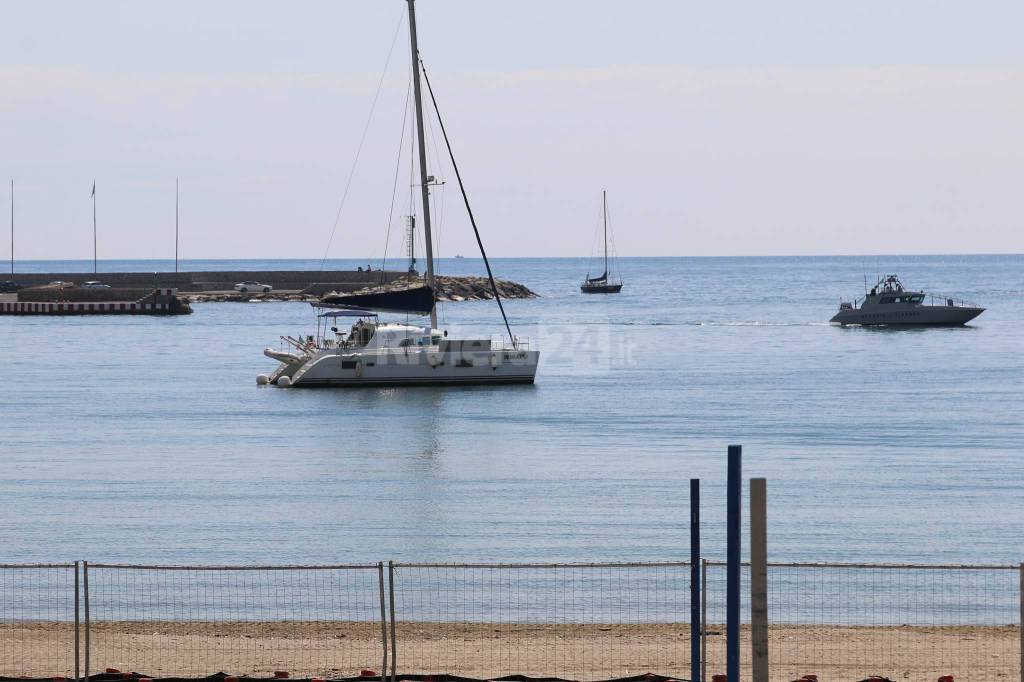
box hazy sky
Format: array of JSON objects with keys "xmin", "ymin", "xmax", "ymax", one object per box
[{"xmin": 2, "ymin": 1, "xmax": 1022, "ymax": 259}]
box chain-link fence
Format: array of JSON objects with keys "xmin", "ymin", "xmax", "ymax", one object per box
[
  {"xmin": 0, "ymin": 563, "xmax": 79, "ymax": 679},
  {"xmin": 703, "ymin": 561, "xmax": 1021, "ymax": 682},
  {"xmin": 387, "ymin": 562, "xmax": 692, "ymax": 680},
  {"xmin": 84, "ymin": 563, "xmax": 386, "ymax": 679},
  {"xmin": 0, "ymin": 561, "xmax": 1020, "ymax": 681}
]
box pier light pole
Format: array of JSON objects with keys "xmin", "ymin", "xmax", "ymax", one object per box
[
  {"xmin": 91, "ymin": 181, "xmax": 97, "ymax": 274},
  {"xmin": 9, "ymin": 180, "xmax": 13, "ymax": 275},
  {"xmin": 175, "ymin": 178, "xmax": 179, "ymax": 273}
]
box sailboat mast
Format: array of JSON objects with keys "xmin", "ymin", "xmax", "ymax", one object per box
[
  {"xmin": 406, "ymin": 0, "xmax": 438, "ymax": 330},
  {"xmin": 9, "ymin": 180, "xmax": 13, "ymax": 275},
  {"xmin": 602, "ymin": 190, "xmax": 608, "ymax": 280}
]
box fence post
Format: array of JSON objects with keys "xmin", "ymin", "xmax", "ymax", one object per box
[
  {"xmin": 82, "ymin": 561, "xmax": 89, "ymax": 682},
  {"xmin": 378, "ymin": 562, "xmax": 388, "ymax": 682},
  {"xmin": 74, "ymin": 561, "xmax": 80, "ymax": 682},
  {"xmin": 701, "ymin": 559, "xmax": 708, "ymax": 682},
  {"xmin": 750, "ymin": 478, "xmax": 768, "ymax": 682},
  {"xmin": 388, "ymin": 561, "xmax": 397, "ymax": 682},
  {"xmin": 726, "ymin": 445, "xmax": 742, "ymax": 682},
  {"xmin": 690, "ymin": 479, "xmax": 701, "ymax": 682}
]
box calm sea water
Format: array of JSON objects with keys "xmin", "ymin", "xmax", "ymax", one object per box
[{"xmin": 1, "ymin": 255, "xmax": 1022, "ymax": 566}]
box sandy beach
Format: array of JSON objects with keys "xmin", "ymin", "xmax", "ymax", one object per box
[{"xmin": 1, "ymin": 622, "xmax": 1017, "ymax": 682}]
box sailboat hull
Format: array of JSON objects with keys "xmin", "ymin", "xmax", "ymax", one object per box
[
  {"xmin": 581, "ymin": 283, "xmax": 622, "ymax": 294},
  {"xmin": 269, "ymin": 347, "xmax": 539, "ymax": 388}
]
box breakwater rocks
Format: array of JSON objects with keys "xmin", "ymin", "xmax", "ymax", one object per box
[
  {"xmin": 182, "ymin": 276, "xmax": 538, "ymax": 304},
  {"xmin": 435, "ymin": 275, "xmax": 538, "ymax": 301},
  {"xmin": 323, "ymin": 275, "xmax": 539, "ymax": 303}
]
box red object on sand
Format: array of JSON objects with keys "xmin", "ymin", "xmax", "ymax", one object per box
[
  {"xmin": 938, "ymin": 677, "xmax": 954, "ymax": 682},
  {"xmin": 105, "ymin": 669, "xmax": 120, "ymax": 675},
  {"xmin": 712, "ymin": 675, "xmax": 727, "ymax": 682},
  {"xmin": 361, "ymin": 671, "xmax": 377, "ymax": 678},
  {"xmin": 274, "ymin": 673, "xmax": 289, "ymax": 679}
]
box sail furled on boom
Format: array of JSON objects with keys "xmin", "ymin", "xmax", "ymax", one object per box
[
  {"xmin": 320, "ymin": 283, "xmax": 435, "ymax": 316},
  {"xmin": 586, "ymin": 271, "xmax": 608, "ymax": 283}
]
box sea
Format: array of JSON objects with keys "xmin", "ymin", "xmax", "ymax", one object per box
[{"xmin": 1, "ymin": 255, "xmax": 1022, "ymax": 568}]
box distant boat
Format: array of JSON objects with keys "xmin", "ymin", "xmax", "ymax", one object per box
[
  {"xmin": 831, "ymin": 274, "xmax": 984, "ymax": 326},
  {"xmin": 581, "ymin": 190, "xmax": 622, "ymax": 294},
  {"xmin": 454, "ymin": 254, "xmax": 465, "ymax": 259}
]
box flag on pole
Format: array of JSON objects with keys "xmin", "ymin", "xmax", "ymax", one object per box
[{"xmin": 91, "ymin": 181, "xmax": 96, "ymax": 198}]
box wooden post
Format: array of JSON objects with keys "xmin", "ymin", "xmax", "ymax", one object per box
[
  {"xmin": 727, "ymin": 445, "xmax": 741, "ymax": 682},
  {"xmin": 750, "ymin": 478, "xmax": 768, "ymax": 682},
  {"xmin": 690, "ymin": 478, "xmax": 701, "ymax": 682}
]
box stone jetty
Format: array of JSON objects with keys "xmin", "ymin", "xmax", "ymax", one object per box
[{"xmin": 321, "ymin": 275, "xmax": 539, "ymax": 304}]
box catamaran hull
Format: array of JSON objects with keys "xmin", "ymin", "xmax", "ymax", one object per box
[
  {"xmin": 831, "ymin": 306, "xmax": 984, "ymax": 326},
  {"xmin": 268, "ymin": 349, "xmax": 539, "ymax": 388}
]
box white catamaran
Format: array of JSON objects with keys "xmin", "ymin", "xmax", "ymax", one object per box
[{"xmin": 258, "ymin": 0, "xmax": 539, "ymax": 388}]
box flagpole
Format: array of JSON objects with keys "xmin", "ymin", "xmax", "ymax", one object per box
[
  {"xmin": 175, "ymin": 178, "xmax": 179, "ymax": 273},
  {"xmin": 92, "ymin": 181, "xmax": 97, "ymax": 274}
]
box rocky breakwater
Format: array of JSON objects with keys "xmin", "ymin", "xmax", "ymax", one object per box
[{"xmin": 322, "ymin": 275, "xmax": 539, "ymax": 304}]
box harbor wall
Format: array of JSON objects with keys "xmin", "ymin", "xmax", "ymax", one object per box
[
  {"xmin": 17, "ymin": 287, "xmax": 152, "ymax": 302},
  {"xmin": 1, "ymin": 288, "xmax": 190, "ymax": 315},
  {"xmin": 7, "ymin": 270, "xmax": 406, "ymax": 292}
]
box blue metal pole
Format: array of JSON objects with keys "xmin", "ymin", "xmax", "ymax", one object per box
[
  {"xmin": 690, "ymin": 478, "xmax": 701, "ymax": 682},
  {"xmin": 726, "ymin": 445, "xmax": 742, "ymax": 682}
]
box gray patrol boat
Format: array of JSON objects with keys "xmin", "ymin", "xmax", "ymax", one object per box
[{"xmin": 831, "ymin": 274, "xmax": 984, "ymax": 326}]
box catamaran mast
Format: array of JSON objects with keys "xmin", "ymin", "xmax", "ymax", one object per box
[
  {"xmin": 602, "ymin": 190, "xmax": 608, "ymax": 280},
  {"xmin": 407, "ymin": 0, "xmax": 438, "ymax": 330}
]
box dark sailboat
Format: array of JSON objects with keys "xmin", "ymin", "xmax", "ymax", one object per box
[{"xmin": 581, "ymin": 190, "xmax": 622, "ymax": 294}]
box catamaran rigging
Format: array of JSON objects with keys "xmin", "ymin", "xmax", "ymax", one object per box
[{"xmin": 259, "ymin": 0, "xmax": 539, "ymax": 387}]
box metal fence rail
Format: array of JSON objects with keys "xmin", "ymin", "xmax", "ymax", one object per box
[
  {"xmin": 703, "ymin": 562, "xmax": 1021, "ymax": 682},
  {"xmin": 0, "ymin": 560, "xmax": 1021, "ymax": 681},
  {"xmin": 387, "ymin": 561, "xmax": 692, "ymax": 681},
  {"xmin": 84, "ymin": 563, "xmax": 387, "ymax": 679},
  {"xmin": 0, "ymin": 563, "xmax": 79, "ymax": 679}
]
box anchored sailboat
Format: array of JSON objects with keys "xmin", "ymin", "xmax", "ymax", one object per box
[
  {"xmin": 581, "ymin": 191, "xmax": 622, "ymax": 294},
  {"xmin": 258, "ymin": 0, "xmax": 538, "ymax": 388}
]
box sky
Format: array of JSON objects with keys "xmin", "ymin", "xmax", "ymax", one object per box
[{"xmin": 1, "ymin": 0, "xmax": 1022, "ymax": 260}]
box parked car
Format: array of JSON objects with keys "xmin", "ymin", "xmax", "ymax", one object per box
[
  {"xmin": 48, "ymin": 280, "xmax": 73, "ymax": 287},
  {"xmin": 234, "ymin": 281, "xmax": 272, "ymax": 293},
  {"xmin": 0, "ymin": 281, "xmax": 24, "ymax": 293},
  {"xmin": 82, "ymin": 281, "xmax": 112, "ymax": 288}
]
